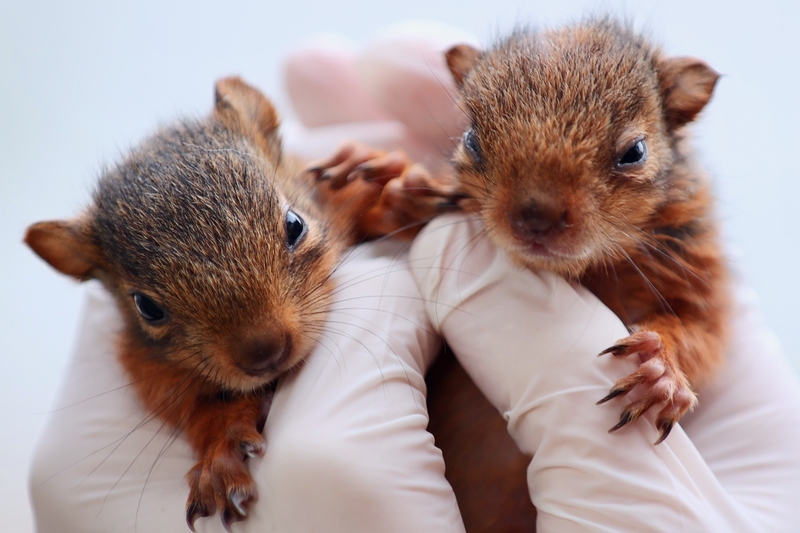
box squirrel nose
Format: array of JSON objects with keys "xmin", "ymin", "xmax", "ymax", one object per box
[
  {"xmin": 509, "ymin": 201, "xmax": 568, "ymax": 242},
  {"xmin": 234, "ymin": 333, "xmax": 293, "ymax": 376}
]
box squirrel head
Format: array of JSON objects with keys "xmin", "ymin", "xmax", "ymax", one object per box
[
  {"xmin": 26, "ymin": 77, "xmax": 339, "ymax": 392},
  {"xmin": 445, "ymin": 18, "xmax": 719, "ymax": 276}
]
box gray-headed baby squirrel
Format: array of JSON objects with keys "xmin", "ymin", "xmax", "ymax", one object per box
[{"xmin": 25, "ymin": 77, "xmax": 455, "ymax": 531}]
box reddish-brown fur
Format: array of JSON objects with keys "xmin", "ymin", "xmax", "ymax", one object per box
[{"xmin": 313, "ymin": 17, "xmax": 730, "ymax": 532}]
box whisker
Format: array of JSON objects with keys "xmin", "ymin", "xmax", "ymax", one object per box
[{"xmin": 616, "ymin": 245, "xmax": 676, "ymax": 318}]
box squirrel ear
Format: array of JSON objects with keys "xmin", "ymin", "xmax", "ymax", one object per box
[
  {"xmin": 445, "ymin": 44, "xmax": 482, "ymax": 88},
  {"xmin": 214, "ymin": 76, "xmax": 282, "ymax": 157},
  {"xmin": 658, "ymin": 57, "xmax": 719, "ymax": 128},
  {"xmin": 25, "ymin": 219, "xmax": 99, "ymax": 279}
]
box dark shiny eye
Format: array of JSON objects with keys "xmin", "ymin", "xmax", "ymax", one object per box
[
  {"xmin": 617, "ymin": 139, "xmax": 647, "ymax": 167},
  {"xmin": 132, "ymin": 292, "xmax": 167, "ymax": 324},
  {"xmin": 285, "ymin": 209, "xmax": 306, "ymax": 251},
  {"xmin": 462, "ymin": 128, "xmax": 482, "ymax": 163}
]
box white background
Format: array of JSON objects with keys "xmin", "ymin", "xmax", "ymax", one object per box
[{"xmin": 2, "ymin": 1, "xmax": 799, "ymax": 531}]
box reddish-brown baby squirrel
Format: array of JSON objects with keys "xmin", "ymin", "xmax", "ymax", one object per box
[
  {"xmin": 25, "ymin": 77, "xmax": 452, "ymax": 531},
  {"xmin": 318, "ymin": 17, "xmax": 730, "ymax": 443},
  {"xmin": 446, "ymin": 17, "xmax": 730, "ymax": 442},
  {"xmin": 314, "ymin": 19, "xmax": 730, "ymax": 532}
]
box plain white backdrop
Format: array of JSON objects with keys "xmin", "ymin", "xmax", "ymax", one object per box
[{"xmin": 2, "ymin": 1, "xmax": 799, "ymax": 531}]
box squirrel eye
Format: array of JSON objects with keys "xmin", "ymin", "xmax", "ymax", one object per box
[
  {"xmin": 462, "ymin": 129, "xmax": 482, "ymax": 163},
  {"xmin": 132, "ymin": 292, "xmax": 167, "ymax": 324},
  {"xmin": 617, "ymin": 139, "xmax": 647, "ymax": 167},
  {"xmin": 285, "ymin": 209, "xmax": 307, "ymax": 251}
]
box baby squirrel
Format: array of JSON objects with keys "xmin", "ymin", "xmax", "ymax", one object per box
[
  {"xmin": 314, "ymin": 18, "xmax": 730, "ymax": 532},
  {"xmin": 447, "ymin": 17, "xmax": 729, "ymax": 443},
  {"xmin": 316, "ymin": 17, "xmax": 730, "ymax": 444},
  {"xmin": 25, "ymin": 77, "xmax": 452, "ymax": 531}
]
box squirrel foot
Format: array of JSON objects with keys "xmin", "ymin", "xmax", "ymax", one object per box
[
  {"xmin": 308, "ymin": 140, "xmax": 463, "ymax": 239},
  {"xmin": 185, "ymin": 426, "xmax": 265, "ymax": 532},
  {"xmin": 308, "ymin": 141, "xmax": 410, "ymax": 190},
  {"xmin": 597, "ymin": 330, "xmax": 697, "ymax": 444}
]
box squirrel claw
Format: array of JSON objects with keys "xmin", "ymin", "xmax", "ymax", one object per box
[
  {"xmin": 598, "ymin": 344, "xmax": 627, "ymax": 356},
  {"xmin": 655, "ymin": 419, "xmax": 675, "ymax": 444},
  {"xmin": 186, "ymin": 500, "xmax": 212, "ymax": 532},
  {"xmin": 221, "ymin": 492, "xmax": 248, "ymax": 532},
  {"xmin": 185, "ymin": 424, "xmax": 263, "ymax": 532},
  {"xmin": 229, "ymin": 489, "xmax": 248, "ymax": 517},
  {"xmin": 306, "ymin": 141, "xmax": 386, "ymax": 189},
  {"xmin": 596, "ymin": 388, "xmax": 626, "ymax": 405},
  {"xmin": 312, "ymin": 140, "xmax": 464, "ymax": 239},
  {"xmin": 598, "ymin": 331, "xmax": 662, "ymax": 359},
  {"xmin": 608, "ymin": 408, "xmax": 635, "ymax": 433},
  {"xmin": 598, "ymin": 330, "xmax": 695, "ymax": 443},
  {"xmin": 221, "ymin": 509, "xmax": 234, "ymax": 533}
]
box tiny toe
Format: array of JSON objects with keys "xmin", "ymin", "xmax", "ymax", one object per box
[
  {"xmin": 608, "ymin": 371, "xmax": 647, "ymax": 397},
  {"xmin": 356, "ymin": 153, "xmax": 407, "ymax": 184},
  {"xmin": 306, "ymin": 160, "xmax": 337, "ymax": 181},
  {"xmin": 320, "ymin": 168, "xmax": 345, "ymax": 187},
  {"xmin": 346, "ymin": 168, "xmax": 365, "ymax": 184},
  {"xmin": 308, "ymin": 144, "xmax": 354, "ymax": 168},
  {"xmin": 600, "ymin": 331, "xmax": 664, "ymax": 359},
  {"xmin": 327, "ymin": 161, "xmax": 368, "ymax": 188},
  {"xmin": 239, "ymin": 440, "xmax": 264, "ymax": 460},
  {"xmin": 608, "ymin": 395, "xmax": 653, "ymax": 433},
  {"xmin": 653, "ymin": 391, "xmax": 695, "ymax": 432}
]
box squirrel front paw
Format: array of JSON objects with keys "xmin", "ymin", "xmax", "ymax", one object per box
[
  {"xmin": 185, "ymin": 427, "xmax": 265, "ymax": 532},
  {"xmin": 308, "ymin": 140, "xmax": 464, "ymax": 239},
  {"xmin": 307, "ymin": 141, "xmax": 408, "ymax": 189},
  {"xmin": 597, "ymin": 330, "xmax": 697, "ymax": 444}
]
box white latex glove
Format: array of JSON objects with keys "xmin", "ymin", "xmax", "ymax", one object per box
[{"xmin": 411, "ymin": 214, "xmax": 800, "ymax": 533}]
